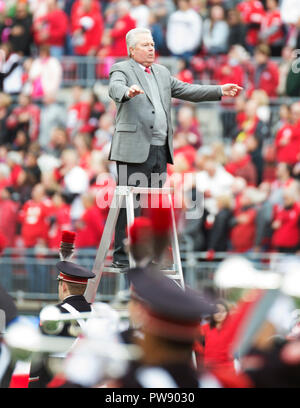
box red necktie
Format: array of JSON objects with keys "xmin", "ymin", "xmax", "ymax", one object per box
[{"xmin": 145, "ymin": 67, "xmax": 151, "ymax": 74}]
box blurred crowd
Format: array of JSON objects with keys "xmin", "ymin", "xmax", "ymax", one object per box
[
  {"xmin": 0, "ymin": 0, "xmax": 299, "ymax": 264},
  {"xmin": 2, "ymin": 0, "xmax": 300, "ymax": 95}
]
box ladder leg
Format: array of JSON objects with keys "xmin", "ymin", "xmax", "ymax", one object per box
[
  {"xmin": 85, "ymin": 188, "xmax": 124, "ymax": 303},
  {"xmin": 125, "ymin": 190, "xmax": 136, "ymax": 269},
  {"xmin": 168, "ymin": 193, "xmax": 185, "ymax": 288}
]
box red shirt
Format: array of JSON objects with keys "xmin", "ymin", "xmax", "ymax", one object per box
[
  {"xmin": 225, "ymin": 155, "xmax": 257, "ymax": 186},
  {"xmin": 67, "ymin": 101, "xmax": 90, "ymax": 136},
  {"xmin": 275, "ymin": 123, "xmax": 300, "ymax": 164},
  {"xmin": 214, "ymin": 62, "xmax": 244, "ymax": 88},
  {"xmin": 108, "ymin": 14, "xmax": 136, "ymax": 57},
  {"xmin": 48, "ymin": 204, "xmax": 72, "ymax": 249},
  {"xmin": 0, "ymin": 199, "xmax": 18, "ymax": 247},
  {"xmin": 20, "ymin": 201, "xmax": 51, "ymax": 247},
  {"xmin": 271, "ymin": 203, "xmax": 300, "ymax": 249},
  {"xmin": 7, "ymin": 164, "xmax": 24, "ymax": 188},
  {"xmin": 260, "ymin": 9, "xmax": 284, "ymax": 45},
  {"xmin": 6, "ymin": 104, "xmax": 40, "ymax": 142},
  {"xmin": 249, "ymin": 61, "xmax": 279, "ymax": 98},
  {"xmin": 200, "ymin": 294, "xmax": 262, "ymax": 370},
  {"xmin": 71, "ymin": 1, "xmax": 104, "ymax": 55},
  {"xmin": 176, "ymin": 69, "xmax": 194, "ymax": 84},
  {"xmin": 33, "ymin": 9, "xmax": 68, "ymax": 47},
  {"xmin": 237, "ymin": 0, "xmax": 265, "ymax": 46},
  {"xmin": 230, "ymin": 206, "xmax": 257, "ymax": 252},
  {"xmin": 76, "ymin": 205, "xmax": 105, "ymax": 248}
]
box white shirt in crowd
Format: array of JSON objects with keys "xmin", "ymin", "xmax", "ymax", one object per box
[
  {"xmin": 280, "ymin": 0, "xmax": 300, "ymax": 24},
  {"xmin": 166, "ymin": 8, "xmax": 202, "ymax": 55},
  {"xmin": 195, "ymin": 165, "xmax": 235, "ymax": 215}
]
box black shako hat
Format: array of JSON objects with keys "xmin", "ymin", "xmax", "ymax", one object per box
[
  {"xmin": 128, "ymin": 267, "xmax": 216, "ymax": 341},
  {"xmin": 56, "ymin": 261, "xmax": 95, "ymax": 285}
]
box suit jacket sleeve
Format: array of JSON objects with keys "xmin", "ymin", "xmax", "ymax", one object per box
[
  {"xmin": 109, "ymin": 69, "xmax": 130, "ymax": 103},
  {"xmin": 170, "ymin": 76, "xmax": 223, "ymax": 102}
]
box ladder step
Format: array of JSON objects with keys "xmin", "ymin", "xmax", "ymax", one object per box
[
  {"xmin": 166, "ymin": 274, "xmax": 184, "ymax": 280},
  {"xmin": 103, "ymin": 266, "xmax": 128, "ymax": 273},
  {"xmin": 102, "ymin": 266, "xmax": 178, "ymax": 275}
]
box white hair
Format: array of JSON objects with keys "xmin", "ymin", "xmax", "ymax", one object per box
[{"xmin": 126, "ymin": 28, "xmax": 152, "ymax": 57}]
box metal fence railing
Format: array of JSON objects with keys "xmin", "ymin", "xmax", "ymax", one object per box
[
  {"xmin": 0, "ymin": 244, "xmax": 296, "ymax": 306},
  {"xmin": 60, "ymin": 56, "xmax": 181, "ymax": 87}
]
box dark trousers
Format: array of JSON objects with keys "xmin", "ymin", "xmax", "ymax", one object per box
[{"xmin": 113, "ymin": 145, "xmax": 168, "ymax": 263}]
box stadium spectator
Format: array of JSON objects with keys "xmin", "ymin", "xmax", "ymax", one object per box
[
  {"xmin": 129, "ymin": 0, "xmax": 150, "ymax": 29},
  {"xmin": 39, "ymin": 92, "xmax": 66, "ymax": 149},
  {"xmin": 99, "ymin": 1, "xmax": 136, "ymax": 57},
  {"xmin": 48, "ymin": 126, "xmax": 71, "ymax": 158},
  {"xmin": 92, "ymin": 113, "xmax": 113, "ymax": 155},
  {"xmin": 275, "ymin": 102, "xmax": 300, "ymax": 165},
  {"xmin": 174, "ymin": 105, "xmax": 202, "ymax": 149},
  {"xmin": 70, "ymin": 0, "xmax": 104, "ymax": 56},
  {"xmin": 280, "ymin": 0, "xmax": 300, "ymax": 25},
  {"xmin": 75, "ymin": 191, "xmax": 105, "ymax": 249},
  {"xmin": 196, "ymin": 157, "xmax": 235, "ymax": 216},
  {"xmin": 48, "ymin": 191, "xmax": 72, "ymax": 249},
  {"xmin": 259, "ymin": 0, "xmax": 285, "ymax": 57},
  {"xmin": 230, "ymin": 186, "xmax": 257, "ymax": 252},
  {"xmin": 19, "ymin": 183, "xmax": 52, "ymax": 292},
  {"xmin": 148, "ymin": 11, "xmax": 168, "ymax": 56},
  {"xmin": 73, "ymin": 132, "xmax": 92, "ymax": 171},
  {"xmin": 0, "ymin": 92, "xmax": 13, "ymax": 146},
  {"xmin": 147, "ymin": 0, "xmax": 175, "ymax": 30},
  {"xmin": 268, "ymin": 162, "xmax": 295, "ymax": 207},
  {"xmin": 0, "ymin": 162, "xmax": 10, "ymax": 193},
  {"xmin": 9, "ymin": 1, "xmax": 33, "ymax": 57},
  {"xmin": 166, "ymin": 0, "xmax": 202, "ymax": 60},
  {"xmin": 6, "ymin": 151, "xmax": 25, "ymax": 190},
  {"xmin": 202, "ymin": 5, "xmax": 229, "ymax": 55},
  {"xmin": 234, "ymin": 98, "xmax": 269, "ymax": 184},
  {"xmin": 237, "ymin": 0, "xmax": 265, "ymax": 53},
  {"xmin": 0, "ymin": 42, "xmax": 23, "ymax": 95},
  {"xmin": 6, "ymin": 93, "xmax": 40, "ymax": 143},
  {"xmin": 81, "ymin": 90, "xmax": 106, "ymax": 135},
  {"xmin": 249, "ymin": 43, "xmax": 279, "ymax": 98},
  {"xmin": 18, "ymin": 182, "xmax": 48, "ymax": 243},
  {"xmin": 66, "ymin": 85, "xmax": 90, "ymax": 138},
  {"xmin": 227, "ymin": 7, "xmax": 247, "ymax": 49},
  {"xmin": 271, "ymin": 185, "xmax": 300, "ymax": 253},
  {"xmin": 213, "ymin": 45, "xmax": 245, "ymax": 88},
  {"xmin": 27, "ymin": 44, "xmax": 62, "ymax": 101},
  {"xmin": 33, "ymin": 0, "xmax": 68, "ymax": 59},
  {"xmin": 226, "ymin": 142, "xmax": 257, "ymax": 186},
  {"xmin": 55, "ymin": 148, "xmax": 89, "ymax": 221},
  {"xmin": 199, "ymin": 299, "xmax": 235, "ymax": 372},
  {"xmin": 0, "ymin": 186, "xmax": 18, "ymax": 248},
  {"xmin": 176, "ymin": 58, "xmax": 194, "ymax": 84},
  {"xmin": 29, "ymin": 0, "xmax": 49, "ymax": 20},
  {"xmin": 206, "ymin": 193, "xmax": 233, "ymax": 254}
]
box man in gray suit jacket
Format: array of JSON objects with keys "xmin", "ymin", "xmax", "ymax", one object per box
[{"xmin": 108, "ymin": 28, "xmax": 242, "ymax": 268}]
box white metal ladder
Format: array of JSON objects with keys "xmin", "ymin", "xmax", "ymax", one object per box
[{"xmin": 85, "ymin": 185, "xmax": 185, "ymax": 303}]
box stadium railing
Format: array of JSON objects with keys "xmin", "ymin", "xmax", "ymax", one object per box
[{"xmin": 0, "ymin": 244, "xmax": 294, "ymax": 306}]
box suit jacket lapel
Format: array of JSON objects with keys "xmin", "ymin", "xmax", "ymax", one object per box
[{"xmin": 129, "ymin": 59, "xmax": 154, "ymax": 106}]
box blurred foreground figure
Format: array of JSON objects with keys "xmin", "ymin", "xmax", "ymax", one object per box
[
  {"xmin": 29, "ymin": 231, "xmax": 95, "ymax": 387},
  {"xmin": 0, "ymin": 284, "xmax": 18, "ymax": 388},
  {"xmin": 110, "ymin": 267, "xmax": 216, "ymax": 388}
]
